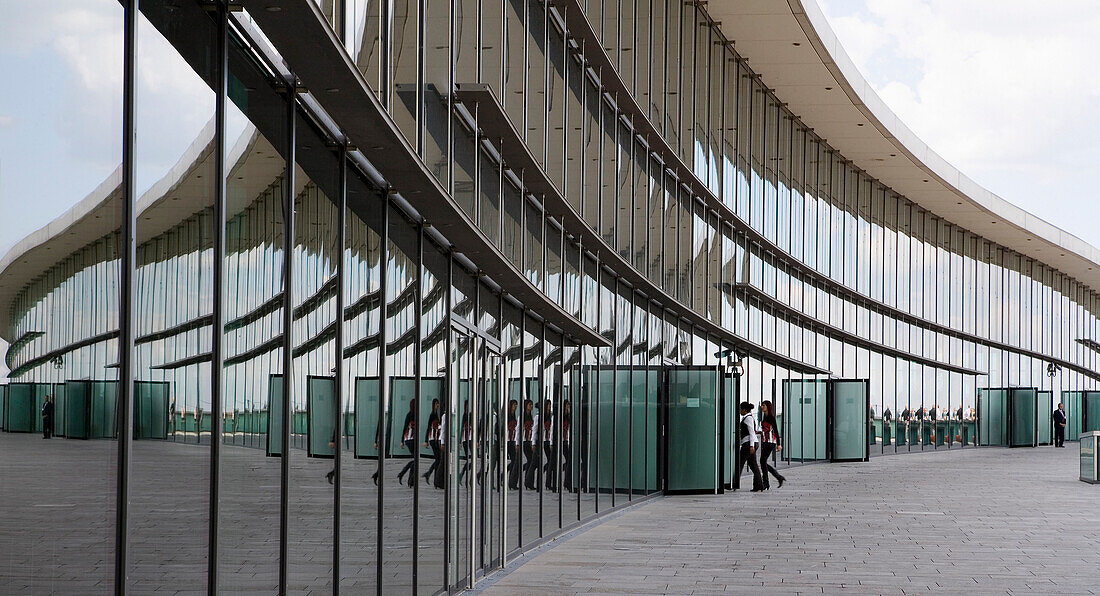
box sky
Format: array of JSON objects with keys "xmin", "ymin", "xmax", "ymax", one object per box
[
  {"xmin": 1, "ymin": 1, "xmax": 1098, "ymax": 378},
  {"xmin": 817, "ymin": 0, "xmax": 1100, "ymax": 247}
]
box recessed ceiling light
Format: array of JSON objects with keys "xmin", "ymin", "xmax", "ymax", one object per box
[
  {"xmin": 956, "ymin": 202, "xmax": 962, "ymax": 205},
  {"xmin": 889, "ymin": 154, "xmax": 896, "ymax": 157},
  {"xmin": 792, "ymin": 42, "xmax": 801, "ymax": 46},
  {"xmin": 266, "ymin": 6, "xmax": 281, "ymax": 11},
  {"xmin": 922, "ymin": 179, "xmax": 929, "ymax": 183},
  {"xmin": 825, "ymin": 87, "xmax": 833, "ymax": 91},
  {"xmin": 857, "ymin": 123, "xmax": 864, "ymax": 127}
]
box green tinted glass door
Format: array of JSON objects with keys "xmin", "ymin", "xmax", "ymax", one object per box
[
  {"xmin": 307, "ymin": 376, "xmax": 336, "ymax": 457},
  {"xmin": 354, "ymin": 378, "xmax": 381, "ymax": 458},
  {"xmin": 1036, "ymin": 391, "xmax": 1052, "ymax": 446},
  {"xmin": 978, "ymin": 389, "xmax": 1007, "ymax": 446},
  {"xmin": 830, "ymin": 380, "xmax": 868, "ymax": 462},
  {"xmin": 134, "ymin": 381, "xmax": 169, "ymax": 440},
  {"xmin": 6, "ymin": 384, "xmax": 34, "ymax": 432},
  {"xmin": 65, "ymin": 381, "xmax": 90, "ymax": 439},
  {"xmin": 267, "ymin": 375, "xmax": 284, "ymax": 456},
  {"xmin": 1009, "ymin": 388, "xmax": 1037, "ymax": 447},
  {"xmin": 666, "ymin": 369, "xmax": 718, "ymax": 493},
  {"xmin": 781, "ymin": 379, "xmax": 826, "ymax": 461},
  {"xmin": 1084, "ymin": 392, "xmax": 1100, "ymax": 433}
]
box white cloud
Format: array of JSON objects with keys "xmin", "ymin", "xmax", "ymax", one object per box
[{"xmin": 818, "ymin": 0, "xmax": 1100, "ymax": 248}]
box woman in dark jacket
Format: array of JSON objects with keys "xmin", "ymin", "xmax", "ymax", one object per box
[{"xmin": 758, "ymin": 400, "xmax": 785, "ymax": 489}]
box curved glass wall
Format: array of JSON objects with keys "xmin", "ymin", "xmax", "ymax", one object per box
[{"xmin": 1, "ymin": 0, "xmax": 1098, "ymax": 592}]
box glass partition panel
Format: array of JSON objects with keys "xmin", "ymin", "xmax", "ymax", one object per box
[
  {"xmin": 1037, "ymin": 390, "xmax": 1053, "ymax": 446},
  {"xmin": 830, "ymin": 380, "xmax": 868, "ymax": 462},
  {"xmin": 1009, "ymin": 387, "xmax": 1037, "ymax": 448},
  {"xmin": 978, "ymin": 388, "xmax": 1007, "ymax": 446},
  {"xmin": 666, "ymin": 369, "xmax": 718, "ymax": 492}
]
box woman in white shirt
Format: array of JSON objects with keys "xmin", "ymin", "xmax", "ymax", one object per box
[{"xmin": 737, "ymin": 402, "xmax": 764, "ymax": 492}]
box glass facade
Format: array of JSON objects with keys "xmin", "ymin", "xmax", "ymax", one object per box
[{"xmin": 2, "ymin": 0, "xmax": 1099, "ymax": 593}]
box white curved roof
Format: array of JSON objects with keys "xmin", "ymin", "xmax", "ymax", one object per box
[{"xmin": 709, "ymin": 0, "xmax": 1100, "ymax": 287}]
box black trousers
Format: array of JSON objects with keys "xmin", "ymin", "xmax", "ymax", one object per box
[
  {"xmin": 1055, "ymin": 426, "xmax": 1065, "ymax": 447},
  {"xmin": 507, "ymin": 443, "xmax": 520, "ymax": 488},
  {"xmin": 542, "ymin": 441, "xmax": 556, "ymax": 490},
  {"xmin": 758, "ymin": 442, "xmax": 783, "ymax": 487},
  {"xmin": 561, "ymin": 440, "xmax": 572, "ymax": 491},
  {"xmin": 424, "ymin": 440, "xmax": 442, "ymax": 478},
  {"xmin": 737, "ymin": 443, "xmax": 763, "ymax": 491},
  {"xmin": 397, "ymin": 439, "xmax": 417, "ymax": 480},
  {"xmin": 522, "ymin": 441, "xmax": 538, "ymax": 489},
  {"xmin": 42, "ymin": 417, "xmax": 54, "ymax": 439}
]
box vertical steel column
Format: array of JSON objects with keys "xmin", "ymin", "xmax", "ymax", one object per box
[
  {"xmin": 610, "ymin": 276, "xmax": 616, "ymax": 508},
  {"xmin": 377, "ymin": 194, "xmax": 390, "ymax": 594},
  {"xmin": 381, "ymin": 0, "xmax": 392, "ymax": 111},
  {"xmin": 115, "ymin": 1, "xmax": 139, "ymax": 592},
  {"xmin": 469, "ymin": 286, "xmax": 479, "ymax": 589},
  {"xmin": 332, "ymin": 147, "xmax": 347, "ymax": 595},
  {"xmin": 517, "ymin": 313, "xmax": 526, "ymax": 545},
  {"xmin": 411, "ymin": 222, "xmax": 422, "ymax": 592},
  {"xmin": 538, "ymin": 324, "xmax": 545, "ymax": 536},
  {"xmin": 278, "ymin": 83, "xmax": 297, "ymax": 596},
  {"xmin": 593, "ymin": 259, "xmax": 600, "ymax": 513},
  {"xmin": 208, "ymin": 2, "xmax": 229, "ymax": 592}
]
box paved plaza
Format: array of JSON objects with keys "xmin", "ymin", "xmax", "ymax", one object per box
[
  {"xmin": 1, "ymin": 434, "xmax": 1098, "ymax": 594},
  {"xmin": 480, "ymin": 446, "xmax": 1100, "ymax": 595}
]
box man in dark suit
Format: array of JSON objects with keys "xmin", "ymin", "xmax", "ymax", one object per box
[
  {"xmin": 1053, "ymin": 403, "xmax": 1067, "ymax": 448},
  {"xmin": 41, "ymin": 395, "xmax": 54, "ymax": 439}
]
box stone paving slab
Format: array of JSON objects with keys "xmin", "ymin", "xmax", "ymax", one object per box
[{"xmin": 479, "ymin": 446, "xmax": 1100, "ymax": 595}]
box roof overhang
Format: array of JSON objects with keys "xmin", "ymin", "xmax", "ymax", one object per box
[{"xmin": 708, "ymin": 0, "xmax": 1100, "ymax": 288}]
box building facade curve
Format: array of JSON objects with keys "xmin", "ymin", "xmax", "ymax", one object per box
[{"xmin": 1, "ymin": 0, "xmax": 1098, "ymax": 592}]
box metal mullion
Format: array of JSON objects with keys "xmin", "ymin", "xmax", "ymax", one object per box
[
  {"xmin": 208, "ymin": 3, "xmax": 229, "ymax": 592},
  {"xmin": 556, "ymin": 333, "xmax": 564, "ymax": 528},
  {"xmin": 376, "ymin": 193, "xmax": 389, "ymax": 594},
  {"xmin": 538, "ymin": 324, "xmax": 546, "ymax": 537},
  {"xmin": 416, "ymin": 0, "xmax": 426, "ymax": 156},
  {"xmin": 518, "ymin": 312, "xmax": 526, "ymax": 547},
  {"xmin": 469, "ymin": 285, "xmax": 480, "ymax": 589},
  {"xmin": 382, "ymin": 0, "xmax": 393, "ymax": 110},
  {"xmin": 594, "ymin": 260, "xmax": 601, "ymax": 513},
  {"xmin": 499, "ymin": 290, "xmax": 508, "ymax": 568},
  {"xmin": 333, "ymin": 148, "xmax": 347, "ymax": 594},
  {"xmin": 627, "ymin": 289, "xmax": 633, "ymax": 501},
  {"xmin": 278, "ymin": 85, "xmax": 297, "ymax": 595},
  {"xmin": 116, "ymin": 1, "xmax": 138, "ymax": 591},
  {"xmin": 610, "ymin": 277, "xmax": 617, "ymax": 508},
  {"xmin": 442, "ymin": 249, "xmax": 453, "ymax": 591}
]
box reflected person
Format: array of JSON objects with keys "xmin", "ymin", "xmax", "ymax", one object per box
[
  {"xmin": 737, "ymin": 402, "xmax": 764, "ymax": 492},
  {"xmin": 423, "ymin": 398, "xmax": 442, "ymax": 485},
  {"xmin": 396, "ymin": 399, "xmax": 417, "ymax": 487},
  {"xmin": 507, "ymin": 399, "xmax": 520, "ymax": 490},
  {"xmin": 458, "ymin": 400, "xmax": 471, "ymax": 484},
  {"xmin": 522, "ymin": 398, "xmax": 538, "ymax": 491},
  {"xmin": 561, "ymin": 398, "xmax": 573, "ymax": 492},
  {"xmin": 541, "ymin": 398, "xmax": 555, "ymax": 491}
]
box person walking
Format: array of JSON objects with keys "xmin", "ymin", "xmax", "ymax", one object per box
[
  {"xmin": 737, "ymin": 402, "xmax": 764, "ymax": 492},
  {"xmin": 506, "ymin": 399, "xmax": 520, "ymax": 489},
  {"xmin": 423, "ymin": 399, "xmax": 443, "ymax": 485},
  {"xmin": 522, "ymin": 399, "xmax": 538, "ymax": 491},
  {"xmin": 41, "ymin": 395, "xmax": 54, "ymax": 439},
  {"xmin": 1053, "ymin": 402, "xmax": 1067, "ymax": 448},
  {"xmin": 758, "ymin": 400, "xmax": 785, "ymax": 489},
  {"xmin": 396, "ymin": 399, "xmax": 418, "ymax": 487}
]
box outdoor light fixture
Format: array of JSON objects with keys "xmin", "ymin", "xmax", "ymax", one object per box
[
  {"xmin": 51, "ymin": 355, "xmax": 64, "ymax": 370},
  {"xmin": 1047, "ymin": 363, "xmax": 1062, "ymax": 378}
]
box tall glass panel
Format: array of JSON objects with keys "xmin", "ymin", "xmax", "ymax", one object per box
[
  {"xmin": 218, "ymin": 23, "xmax": 290, "ymax": 592},
  {"xmin": 0, "ymin": 1, "xmax": 122, "ymax": 590},
  {"xmin": 338, "ymin": 167, "xmax": 382, "ymax": 593},
  {"xmin": 132, "ymin": 2, "xmax": 215, "ymax": 590}
]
